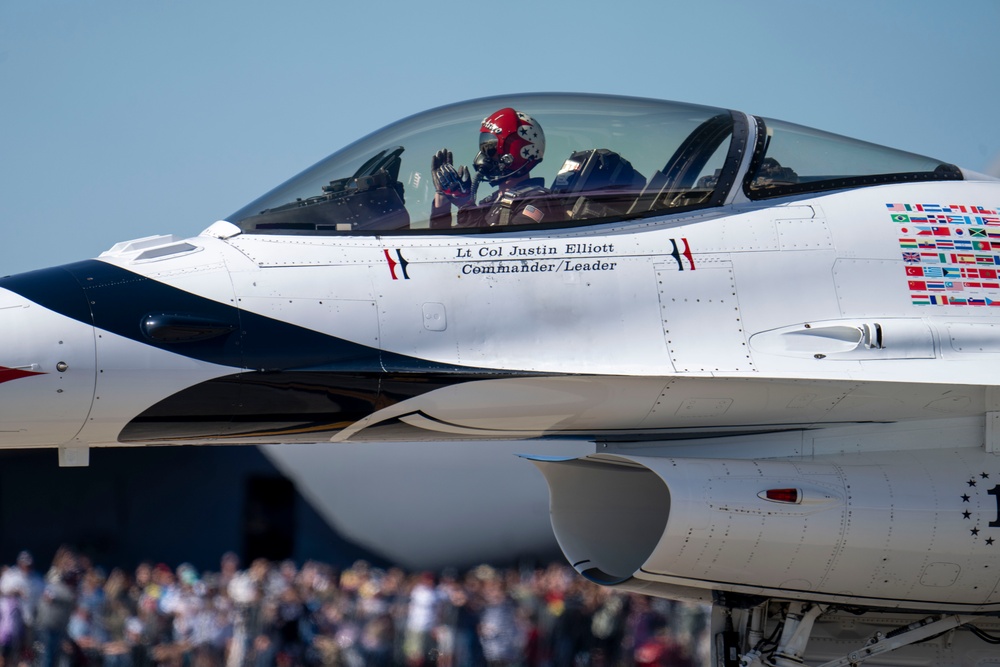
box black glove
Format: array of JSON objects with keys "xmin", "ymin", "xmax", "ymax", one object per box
[{"xmin": 432, "ymin": 149, "xmax": 472, "ymax": 206}]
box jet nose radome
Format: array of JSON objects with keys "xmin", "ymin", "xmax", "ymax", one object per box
[{"xmin": 0, "ymin": 279, "xmax": 96, "ymax": 448}]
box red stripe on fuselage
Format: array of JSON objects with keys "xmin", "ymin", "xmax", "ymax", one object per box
[{"xmin": 0, "ymin": 366, "xmax": 44, "ymax": 384}]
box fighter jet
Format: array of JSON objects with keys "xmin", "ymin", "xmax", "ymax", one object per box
[{"xmin": 3, "ymin": 92, "xmax": 1000, "ymax": 666}]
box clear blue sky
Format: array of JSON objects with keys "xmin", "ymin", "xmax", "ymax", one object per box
[{"xmin": 2, "ymin": 0, "xmax": 998, "ymax": 276}]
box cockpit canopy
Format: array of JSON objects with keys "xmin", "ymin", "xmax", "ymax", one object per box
[{"xmin": 227, "ymin": 93, "xmax": 960, "ymax": 235}]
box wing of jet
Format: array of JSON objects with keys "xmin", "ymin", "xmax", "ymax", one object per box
[{"xmin": 3, "ymin": 92, "xmax": 1000, "ymax": 665}]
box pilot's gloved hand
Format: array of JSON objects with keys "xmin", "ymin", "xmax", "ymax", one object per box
[{"xmin": 432, "ymin": 149, "xmax": 473, "ymax": 207}]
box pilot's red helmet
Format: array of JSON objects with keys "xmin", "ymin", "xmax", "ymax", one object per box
[{"xmin": 474, "ymin": 107, "xmax": 545, "ymax": 185}]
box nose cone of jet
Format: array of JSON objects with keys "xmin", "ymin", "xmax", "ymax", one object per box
[{"xmin": 0, "ymin": 280, "xmax": 96, "ymax": 448}]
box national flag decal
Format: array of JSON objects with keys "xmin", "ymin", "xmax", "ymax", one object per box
[
  {"xmin": 522, "ymin": 205, "xmax": 544, "ymax": 223},
  {"xmin": 891, "ymin": 203, "xmax": 1000, "ymax": 306}
]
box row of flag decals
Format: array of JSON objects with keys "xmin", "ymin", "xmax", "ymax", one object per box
[{"xmin": 891, "ymin": 203, "xmax": 1000, "ymax": 306}]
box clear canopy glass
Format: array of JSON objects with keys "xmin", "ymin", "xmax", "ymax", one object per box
[
  {"xmin": 226, "ymin": 93, "xmax": 960, "ymax": 235},
  {"xmin": 745, "ymin": 117, "xmax": 960, "ymax": 198},
  {"xmin": 227, "ymin": 94, "xmax": 739, "ymax": 234}
]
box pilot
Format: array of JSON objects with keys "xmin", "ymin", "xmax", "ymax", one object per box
[{"xmin": 430, "ymin": 107, "xmax": 552, "ymax": 228}]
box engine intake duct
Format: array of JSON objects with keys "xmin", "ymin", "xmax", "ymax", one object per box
[
  {"xmin": 527, "ymin": 451, "xmax": 1000, "ymax": 612},
  {"xmin": 526, "ymin": 456, "xmax": 670, "ymax": 584}
]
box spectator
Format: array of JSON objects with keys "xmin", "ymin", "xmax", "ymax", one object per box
[
  {"xmin": 1, "ymin": 550, "xmax": 44, "ymax": 632},
  {"xmin": 0, "ymin": 567, "xmax": 26, "ymax": 667},
  {"xmin": 403, "ymin": 572, "xmax": 439, "ymax": 667},
  {"xmin": 36, "ymin": 567, "xmax": 78, "ymax": 667},
  {"xmin": 0, "ymin": 551, "xmax": 709, "ymax": 667},
  {"xmin": 478, "ymin": 578, "xmax": 521, "ymax": 667},
  {"xmin": 67, "ymin": 605, "xmax": 105, "ymax": 664}
]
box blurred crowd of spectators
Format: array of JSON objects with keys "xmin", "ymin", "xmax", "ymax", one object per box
[{"xmin": 0, "ymin": 547, "xmax": 707, "ymax": 667}]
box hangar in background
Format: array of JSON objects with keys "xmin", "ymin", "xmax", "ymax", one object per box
[{"xmin": 0, "ymin": 446, "xmax": 380, "ymax": 573}]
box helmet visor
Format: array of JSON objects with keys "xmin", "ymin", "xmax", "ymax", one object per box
[{"xmin": 478, "ymin": 132, "xmax": 498, "ymax": 157}]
